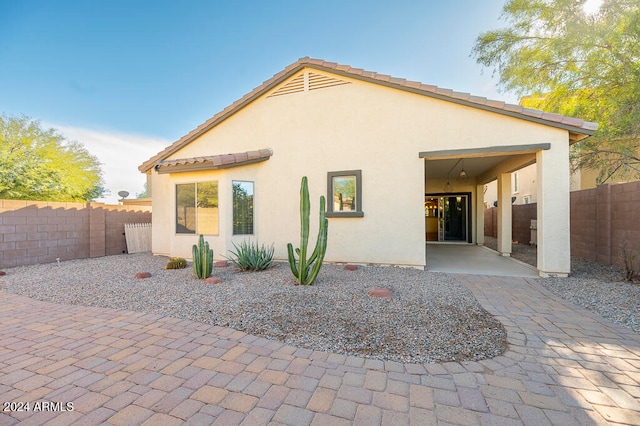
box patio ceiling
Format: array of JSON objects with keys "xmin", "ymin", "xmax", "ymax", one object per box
[
  {"xmin": 424, "ymin": 156, "xmax": 511, "ymax": 181},
  {"xmin": 422, "ymin": 143, "xmax": 549, "ymax": 183}
]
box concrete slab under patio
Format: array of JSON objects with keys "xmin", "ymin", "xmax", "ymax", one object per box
[{"xmin": 426, "ymin": 243, "xmax": 539, "ymax": 278}]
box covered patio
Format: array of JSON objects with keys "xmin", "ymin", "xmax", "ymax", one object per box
[
  {"xmin": 425, "ymin": 243, "xmax": 539, "ymax": 278},
  {"xmin": 422, "ymin": 141, "xmax": 585, "ymax": 277}
]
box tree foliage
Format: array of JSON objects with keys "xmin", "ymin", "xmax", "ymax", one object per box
[
  {"xmin": 473, "ymin": 0, "xmax": 640, "ymax": 183},
  {"xmin": 136, "ymin": 182, "xmax": 148, "ymax": 198},
  {"xmin": 0, "ymin": 115, "xmax": 104, "ymax": 201}
]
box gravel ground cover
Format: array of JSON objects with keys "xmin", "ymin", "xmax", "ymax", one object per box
[
  {"xmin": 484, "ymin": 236, "xmax": 640, "ymax": 333},
  {"xmin": 0, "ymin": 254, "xmax": 507, "ymax": 364}
]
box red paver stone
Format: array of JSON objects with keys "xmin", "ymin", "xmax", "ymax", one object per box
[
  {"xmin": 214, "ymin": 261, "xmax": 229, "ymax": 267},
  {"xmin": 0, "ymin": 271, "xmax": 6, "ymax": 276},
  {"xmin": 136, "ymin": 272, "xmax": 151, "ymax": 279},
  {"xmin": 205, "ymin": 277, "xmax": 222, "ymax": 285},
  {"xmin": 368, "ymin": 288, "xmax": 393, "ymax": 298},
  {"xmin": 344, "ymin": 265, "xmax": 358, "ymax": 271}
]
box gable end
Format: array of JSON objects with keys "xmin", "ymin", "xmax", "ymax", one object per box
[{"xmin": 267, "ymin": 71, "xmax": 350, "ymax": 98}]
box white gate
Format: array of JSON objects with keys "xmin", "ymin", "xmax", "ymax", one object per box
[{"xmin": 124, "ymin": 223, "xmax": 152, "ymax": 253}]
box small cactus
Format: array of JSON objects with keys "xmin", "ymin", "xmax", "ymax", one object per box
[
  {"xmin": 165, "ymin": 257, "xmax": 187, "ymax": 269},
  {"xmin": 192, "ymin": 235, "xmax": 213, "ymax": 279}
]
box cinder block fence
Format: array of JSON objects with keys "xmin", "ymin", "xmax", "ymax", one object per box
[
  {"xmin": 0, "ymin": 200, "xmax": 151, "ymax": 268},
  {"xmin": 485, "ymin": 181, "xmax": 640, "ymax": 268}
]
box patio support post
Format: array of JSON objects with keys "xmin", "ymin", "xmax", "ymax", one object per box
[
  {"xmin": 476, "ymin": 183, "xmax": 485, "ymax": 245},
  {"xmin": 536, "ymin": 145, "xmax": 571, "ymax": 277},
  {"xmin": 497, "ymin": 173, "xmax": 512, "ymax": 256}
]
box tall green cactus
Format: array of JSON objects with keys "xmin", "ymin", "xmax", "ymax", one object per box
[
  {"xmin": 287, "ymin": 176, "xmax": 329, "ymax": 285},
  {"xmin": 192, "ymin": 234, "xmax": 213, "ymax": 279}
]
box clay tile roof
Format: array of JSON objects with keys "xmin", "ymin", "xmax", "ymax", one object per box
[
  {"xmin": 468, "ymin": 95, "xmax": 487, "ymax": 105},
  {"xmin": 522, "ymin": 108, "xmax": 544, "ymax": 119},
  {"xmin": 485, "ymin": 100, "xmax": 505, "ymax": 109},
  {"xmin": 420, "ymin": 84, "xmax": 437, "ymax": 93},
  {"xmin": 541, "ymin": 112, "xmax": 564, "ymax": 123},
  {"xmin": 451, "ymin": 91, "xmax": 470, "ymax": 101},
  {"xmin": 504, "ymin": 104, "xmax": 524, "ymax": 113},
  {"xmin": 561, "ymin": 116, "xmax": 584, "ymax": 127},
  {"xmin": 155, "ymin": 148, "xmax": 273, "ymax": 174},
  {"xmin": 139, "ymin": 57, "xmax": 598, "ymax": 173}
]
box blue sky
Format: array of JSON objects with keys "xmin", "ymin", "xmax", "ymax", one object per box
[{"xmin": 1, "ymin": 0, "xmax": 519, "ymax": 203}]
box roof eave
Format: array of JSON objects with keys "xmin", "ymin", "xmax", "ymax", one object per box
[{"xmin": 155, "ymin": 156, "xmax": 271, "ymax": 174}]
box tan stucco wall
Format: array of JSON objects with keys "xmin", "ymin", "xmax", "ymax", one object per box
[{"xmin": 150, "ymin": 68, "xmax": 572, "ymax": 268}]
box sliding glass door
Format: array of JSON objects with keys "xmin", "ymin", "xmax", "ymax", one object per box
[
  {"xmin": 426, "ymin": 195, "xmax": 470, "ymax": 242},
  {"xmin": 441, "ymin": 195, "xmax": 467, "ymax": 241}
]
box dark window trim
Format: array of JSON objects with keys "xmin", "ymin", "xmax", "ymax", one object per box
[
  {"xmin": 175, "ymin": 181, "xmax": 219, "ymax": 236},
  {"xmin": 326, "ymin": 170, "xmax": 364, "ymax": 218},
  {"xmin": 176, "ymin": 183, "xmax": 196, "ymax": 235}
]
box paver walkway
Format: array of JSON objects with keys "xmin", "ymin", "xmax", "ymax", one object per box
[{"xmin": 1, "ymin": 275, "xmax": 639, "ymax": 425}]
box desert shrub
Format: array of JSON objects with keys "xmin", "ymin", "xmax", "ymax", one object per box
[
  {"xmin": 227, "ymin": 240, "xmax": 274, "ymax": 271},
  {"xmin": 619, "ymin": 242, "xmax": 638, "ymax": 282}
]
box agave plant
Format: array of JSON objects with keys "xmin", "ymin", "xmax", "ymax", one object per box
[{"xmin": 226, "ymin": 240, "xmax": 275, "ymax": 271}]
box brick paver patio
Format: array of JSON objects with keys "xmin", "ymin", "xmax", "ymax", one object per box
[{"xmin": 1, "ymin": 274, "xmax": 639, "ymax": 425}]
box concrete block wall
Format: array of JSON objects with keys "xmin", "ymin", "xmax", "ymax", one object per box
[
  {"xmin": 511, "ymin": 203, "xmax": 536, "ymax": 245},
  {"xmin": 484, "ymin": 208, "xmax": 497, "ymax": 238},
  {"xmin": 0, "ymin": 200, "xmax": 151, "ymax": 268},
  {"xmin": 486, "ymin": 181, "xmax": 640, "ymax": 268},
  {"xmin": 595, "ymin": 185, "xmax": 612, "ymax": 264},
  {"xmin": 105, "ymin": 206, "xmax": 152, "ymax": 256},
  {"xmin": 610, "ymin": 181, "xmax": 640, "ymax": 268},
  {"xmin": 484, "ymin": 203, "xmax": 535, "ymax": 243},
  {"xmin": 569, "ymin": 187, "xmax": 597, "ymax": 260}
]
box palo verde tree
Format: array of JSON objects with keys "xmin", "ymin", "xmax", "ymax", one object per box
[
  {"xmin": 473, "ymin": 0, "xmax": 640, "ymax": 183},
  {"xmin": 0, "ymin": 114, "xmax": 104, "ymax": 201}
]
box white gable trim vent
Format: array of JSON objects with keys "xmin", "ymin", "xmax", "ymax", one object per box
[{"xmin": 268, "ymin": 71, "xmax": 350, "ymax": 97}]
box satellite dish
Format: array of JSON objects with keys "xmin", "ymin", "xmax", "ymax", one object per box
[{"xmin": 118, "ymin": 191, "xmax": 130, "ymax": 199}]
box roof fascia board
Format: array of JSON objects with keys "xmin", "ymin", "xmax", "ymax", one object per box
[{"xmin": 419, "ymin": 143, "xmax": 551, "ymax": 159}]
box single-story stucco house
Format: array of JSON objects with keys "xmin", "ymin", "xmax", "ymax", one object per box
[{"xmin": 139, "ymin": 57, "xmax": 597, "ymax": 277}]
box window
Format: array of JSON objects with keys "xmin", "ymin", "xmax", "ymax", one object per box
[
  {"xmin": 326, "ymin": 170, "xmax": 363, "ymax": 217},
  {"xmin": 233, "ymin": 181, "xmax": 254, "ymax": 234},
  {"xmin": 176, "ymin": 182, "xmax": 218, "ymax": 235}
]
